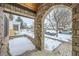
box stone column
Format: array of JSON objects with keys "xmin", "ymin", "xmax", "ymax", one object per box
[
  {"xmin": 0, "ymin": 7, "xmax": 9, "ymax": 56},
  {"xmin": 72, "ymin": 14, "xmax": 79, "ymax": 56},
  {"xmin": 0, "ymin": 37, "xmax": 9, "ymax": 56},
  {"xmin": 34, "ymin": 16, "xmax": 42, "ymax": 50},
  {"xmin": 0, "ymin": 8, "xmax": 4, "ymax": 55}
]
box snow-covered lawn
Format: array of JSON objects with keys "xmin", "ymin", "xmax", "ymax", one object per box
[
  {"xmin": 44, "ymin": 30, "xmax": 72, "ymax": 51},
  {"xmin": 16, "ymin": 29, "xmax": 34, "ymax": 38},
  {"xmin": 9, "ymin": 37, "xmax": 35, "ymax": 56}
]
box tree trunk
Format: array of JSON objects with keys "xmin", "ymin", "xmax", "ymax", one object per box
[{"xmin": 56, "ymin": 22, "xmax": 58, "ymax": 37}]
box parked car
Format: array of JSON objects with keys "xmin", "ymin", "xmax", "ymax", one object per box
[{"xmin": 45, "ymin": 30, "xmax": 56, "ymax": 36}]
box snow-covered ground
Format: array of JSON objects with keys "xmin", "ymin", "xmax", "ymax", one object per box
[
  {"xmin": 44, "ymin": 38, "xmax": 61, "ymax": 51},
  {"xmin": 16, "ymin": 29, "xmax": 34, "ymax": 38},
  {"xmin": 44, "ymin": 30, "xmax": 72, "ymax": 51},
  {"xmin": 9, "ymin": 37, "xmax": 35, "ymax": 56}
]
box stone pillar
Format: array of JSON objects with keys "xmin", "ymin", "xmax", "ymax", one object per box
[
  {"xmin": 34, "ymin": 16, "xmax": 42, "ymax": 50},
  {"xmin": 0, "ymin": 8, "xmax": 4, "ymax": 55},
  {"xmin": 0, "ymin": 7, "xmax": 9, "ymax": 56},
  {"xmin": 0, "ymin": 37, "xmax": 9, "ymax": 56},
  {"xmin": 72, "ymin": 4, "xmax": 79, "ymax": 56},
  {"xmin": 72, "ymin": 14, "xmax": 79, "ymax": 56}
]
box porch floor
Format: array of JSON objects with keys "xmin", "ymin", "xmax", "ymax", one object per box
[{"xmin": 21, "ymin": 43, "xmax": 72, "ymax": 56}]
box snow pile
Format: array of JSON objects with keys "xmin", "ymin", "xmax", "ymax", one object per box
[{"xmin": 9, "ymin": 37, "xmax": 35, "ymax": 56}]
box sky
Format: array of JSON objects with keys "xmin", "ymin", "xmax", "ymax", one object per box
[{"xmin": 13, "ymin": 15, "xmax": 34, "ymax": 26}]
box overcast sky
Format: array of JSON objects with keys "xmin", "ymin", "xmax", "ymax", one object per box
[{"xmin": 13, "ymin": 15, "xmax": 34, "ymax": 26}]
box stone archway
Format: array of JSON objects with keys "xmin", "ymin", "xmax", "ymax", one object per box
[
  {"xmin": 42, "ymin": 5, "xmax": 72, "ymax": 55},
  {"xmin": 35, "ymin": 4, "xmax": 73, "ymax": 50},
  {"xmin": 35, "ymin": 3, "xmax": 78, "ymax": 55}
]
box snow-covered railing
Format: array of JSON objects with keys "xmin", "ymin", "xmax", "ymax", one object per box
[
  {"xmin": 9, "ymin": 35, "xmax": 33, "ymax": 39},
  {"xmin": 45, "ymin": 36, "xmax": 72, "ymax": 44},
  {"xmin": 9, "ymin": 34, "xmax": 36, "ymax": 46}
]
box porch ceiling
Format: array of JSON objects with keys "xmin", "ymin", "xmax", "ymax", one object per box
[{"xmin": 18, "ymin": 3, "xmax": 41, "ymax": 12}]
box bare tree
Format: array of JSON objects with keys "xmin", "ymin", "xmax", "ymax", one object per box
[
  {"xmin": 46, "ymin": 14, "xmax": 56, "ymax": 30},
  {"xmin": 45, "ymin": 7, "xmax": 72, "ymax": 37}
]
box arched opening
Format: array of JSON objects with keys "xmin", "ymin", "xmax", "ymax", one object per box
[{"xmin": 42, "ymin": 5, "xmax": 72, "ymax": 55}]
